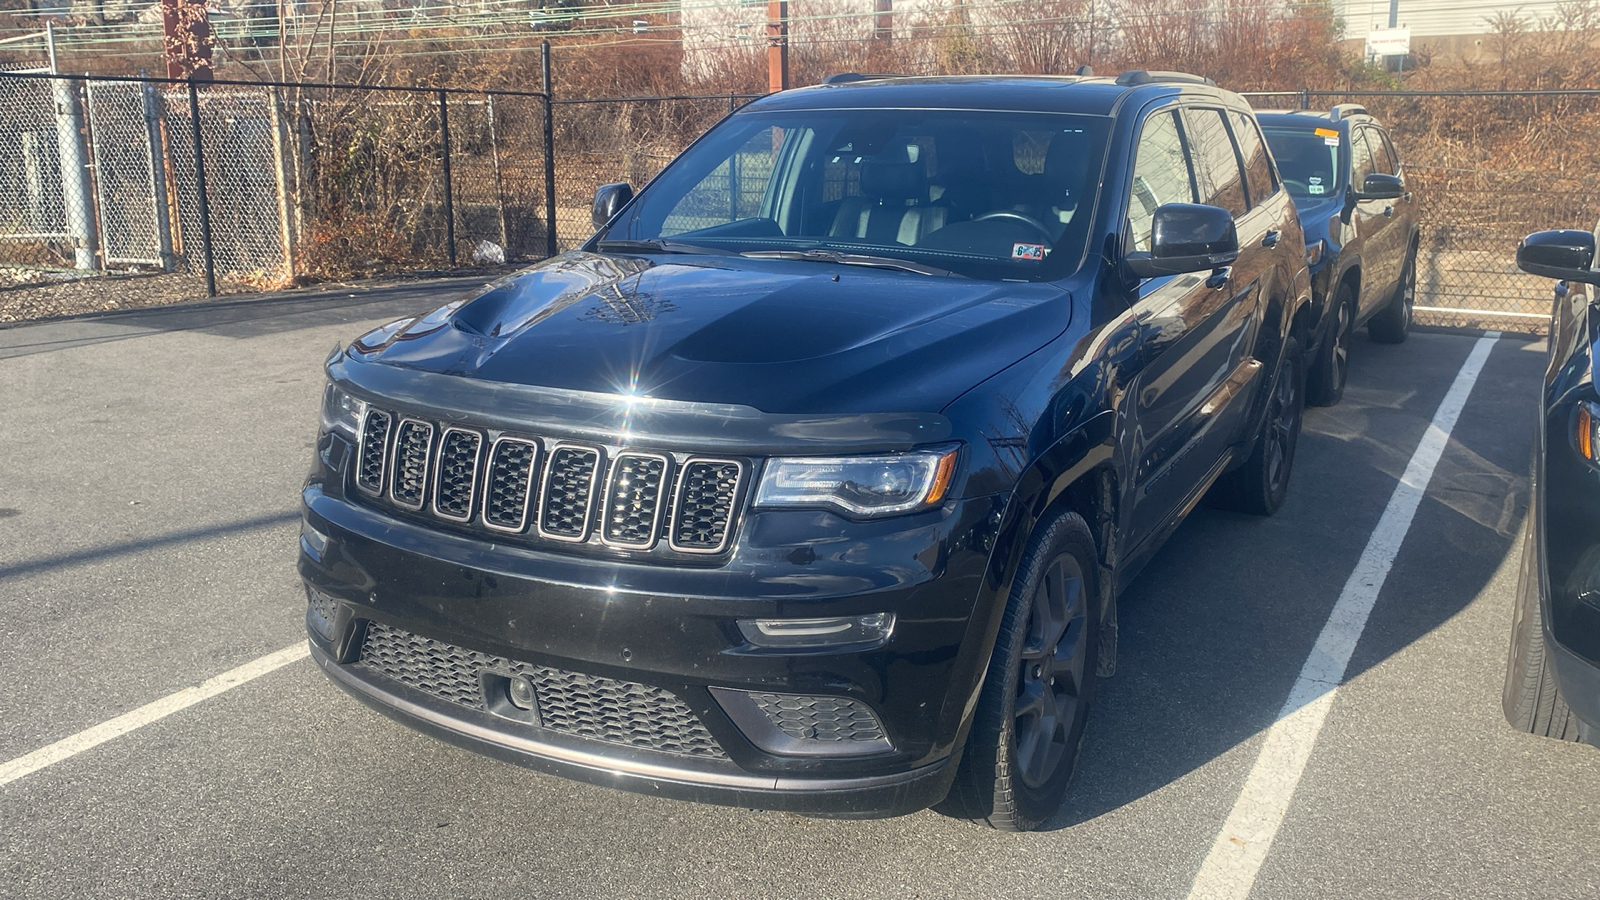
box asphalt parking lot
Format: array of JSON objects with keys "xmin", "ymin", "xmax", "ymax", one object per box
[{"xmin": 2, "ymin": 281, "xmax": 1597, "ymax": 899}]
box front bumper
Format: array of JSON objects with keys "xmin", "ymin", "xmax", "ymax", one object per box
[{"xmin": 299, "ymin": 479, "xmax": 1006, "ymax": 816}]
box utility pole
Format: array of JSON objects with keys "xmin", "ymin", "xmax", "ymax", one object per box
[
  {"xmin": 766, "ymin": 0, "xmax": 788, "ymax": 93},
  {"xmin": 874, "ymin": 0, "xmax": 892, "ymax": 45}
]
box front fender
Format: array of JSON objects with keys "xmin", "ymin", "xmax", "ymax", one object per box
[{"xmin": 934, "ymin": 410, "xmax": 1119, "ymax": 744}]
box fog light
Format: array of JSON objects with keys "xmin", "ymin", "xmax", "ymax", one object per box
[
  {"xmin": 305, "ymin": 587, "xmax": 339, "ymax": 640},
  {"xmin": 737, "ymin": 613, "xmax": 895, "ymax": 650},
  {"xmin": 507, "ymin": 675, "xmax": 537, "ymax": 710}
]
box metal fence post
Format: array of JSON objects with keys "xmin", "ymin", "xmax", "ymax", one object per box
[
  {"xmin": 52, "ymin": 76, "xmax": 99, "ymax": 271},
  {"xmin": 268, "ymin": 85, "xmax": 296, "ymax": 283},
  {"xmin": 438, "ymin": 88, "xmax": 456, "ymax": 268},
  {"xmin": 141, "ymin": 78, "xmax": 176, "ymax": 273},
  {"xmin": 542, "ymin": 41, "xmax": 557, "ymax": 258},
  {"xmin": 187, "ymin": 78, "xmax": 216, "ymax": 297},
  {"xmin": 486, "ymin": 93, "xmax": 508, "ymax": 250}
]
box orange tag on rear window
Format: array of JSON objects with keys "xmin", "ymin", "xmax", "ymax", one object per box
[{"xmin": 1314, "ymin": 127, "xmax": 1339, "ymax": 138}]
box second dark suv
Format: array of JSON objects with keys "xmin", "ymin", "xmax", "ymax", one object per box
[
  {"xmin": 1259, "ymin": 106, "xmax": 1420, "ymax": 405},
  {"xmin": 300, "ymin": 72, "xmax": 1312, "ymax": 831}
]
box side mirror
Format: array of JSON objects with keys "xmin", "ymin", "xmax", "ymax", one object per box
[
  {"xmin": 1353, "ymin": 173, "xmax": 1403, "ymax": 201},
  {"xmin": 1127, "ymin": 203, "xmax": 1240, "ymax": 278},
  {"xmin": 1518, "ymin": 229, "xmax": 1600, "ymax": 284},
  {"xmin": 591, "ymin": 182, "xmax": 634, "ymax": 230}
]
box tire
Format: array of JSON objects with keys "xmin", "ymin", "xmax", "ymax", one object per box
[
  {"xmin": 1368, "ymin": 242, "xmax": 1416, "ymax": 344},
  {"xmin": 1503, "ymin": 518, "xmax": 1585, "ymax": 741},
  {"xmin": 1307, "ymin": 284, "xmax": 1356, "ymax": 407},
  {"xmin": 941, "ymin": 510, "xmax": 1100, "ymax": 831},
  {"xmin": 1211, "ymin": 336, "xmax": 1304, "ymax": 516}
]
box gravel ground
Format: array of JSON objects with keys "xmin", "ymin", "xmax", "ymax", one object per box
[{"xmin": 0, "ymin": 273, "xmax": 253, "ymax": 325}]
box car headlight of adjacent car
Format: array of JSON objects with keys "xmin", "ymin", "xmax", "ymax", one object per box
[
  {"xmin": 321, "ymin": 382, "xmax": 367, "ymax": 441},
  {"xmin": 754, "ymin": 447, "xmax": 959, "ymax": 517}
]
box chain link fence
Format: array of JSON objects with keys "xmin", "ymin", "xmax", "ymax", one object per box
[{"xmin": 6, "ymin": 73, "xmax": 1598, "ymax": 334}]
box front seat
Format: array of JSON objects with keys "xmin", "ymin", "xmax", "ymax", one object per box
[
  {"xmin": 1037, "ymin": 132, "xmax": 1094, "ymax": 226},
  {"xmin": 828, "ymin": 160, "xmax": 947, "ymax": 246}
]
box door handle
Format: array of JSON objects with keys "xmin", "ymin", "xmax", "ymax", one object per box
[
  {"xmin": 1206, "ymin": 267, "xmax": 1231, "ymax": 290},
  {"xmin": 1262, "ymin": 230, "xmax": 1281, "ymax": 248},
  {"xmin": 1403, "ymin": 192, "xmax": 1413, "ymax": 203},
  {"xmin": 1383, "ymin": 207, "xmax": 1394, "ymax": 217}
]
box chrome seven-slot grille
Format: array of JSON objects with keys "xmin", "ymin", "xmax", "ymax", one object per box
[{"xmin": 352, "ymin": 407, "xmax": 745, "ymax": 554}]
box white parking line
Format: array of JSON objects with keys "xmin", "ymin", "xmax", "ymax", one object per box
[
  {"xmin": 0, "ymin": 642, "xmax": 310, "ymax": 788},
  {"xmin": 1186, "ymin": 333, "xmax": 1501, "ymax": 900}
]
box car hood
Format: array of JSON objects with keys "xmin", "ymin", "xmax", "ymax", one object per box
[
  {"xmin": 352, "ymin": 252, "xmax": 1073, "ymax": 415},
  {"xmin": 1290, "ymin": 195, "xmax": 1343, "ymax": 245}
]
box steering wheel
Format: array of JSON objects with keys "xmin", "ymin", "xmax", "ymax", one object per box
[{"xmin": 972, "ymin": 210, "xmax": 1055, "ymax": 240}]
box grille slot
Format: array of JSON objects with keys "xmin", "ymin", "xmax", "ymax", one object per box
[
  {"xmin": 431, "ymin": 428, "xmax": 483, "ymax": 522},
  {"xmin": 355, "ymin": 410, "xmax": 393, "ymax": 495},
  {"xmin": 539, "ymin": 445, "xmax": 602, "ymax": 542},
  {"xmin": 670, "ymin": 460, "xmax": 745, "ymax": 553},
  {"xmin": 601, "ymin": 452, "xmax": 670, "ymax": 548},
  {"xmin": 389, "ymin": 419, "xmax": 435, "ymax": 509},
  {"xmin": 355, "ymin": 622, "xmax": 727, "ymax": 758},
  {"xmin": 483, "ymin": 438, "xmax": 540, "ymax": 532},
  {"xmin": 749, "ymin": 693, "xmax": 888, "ymax": 744}
]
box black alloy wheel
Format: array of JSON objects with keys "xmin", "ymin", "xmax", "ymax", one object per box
[
  {"xmin": 1014, "ymin": 551, "xmax": 1091, "ymax": 789},
  {"xmin": 1370, "ymin": 243, "xmax": 1416, "ymax": 344},
  {"xmin": 1211, "ymin": 335, "xmax": 1304, "ymax": 516},
  {"xmin": 1309, "ymin": 284, "xmax": 1355, "ymax": 406},
  {"xmin": 942, "ymin": 509, "xmax": 1099, "ymax": 831}
]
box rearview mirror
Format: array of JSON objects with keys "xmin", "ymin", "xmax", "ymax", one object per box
[
  {"xmin": 591, "ymin": 182, "xmax": 634, "ymax": 230},
  {"xmin": 1127, "ymin": 203, "xmax": 1240, "ymax": 278},
  {"xmin": 1518, "ymin": 229, "xmax": 1600, "ymax": 284},
  {"xmin": 1353, "ymin": 173, "xmax": 1403, "ymax": 201}
]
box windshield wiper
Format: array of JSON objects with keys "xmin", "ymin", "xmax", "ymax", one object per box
[
  {"xmin": 595, "ymin": 239, "xmax": 734, "ymax": 256},
  {"xmin": 740, "ymin": 248, "xmax": 961, "ymax": 278}
]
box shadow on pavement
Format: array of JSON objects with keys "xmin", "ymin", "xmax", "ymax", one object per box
[{"xmin": 1047, "ymin": 331, "xmax": 1541, "ymax": 830}]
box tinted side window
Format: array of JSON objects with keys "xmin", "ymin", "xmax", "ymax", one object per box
[
  {"xmin": 1184, "ymin": 108, "xmax": 1248, "ymax": 218},
  {"xmin": 1128, "ymin": 110, "xmax": 1196, "ymax": 253},
  {"xmin": 1372, "ymin": 128, "xmax": 1401, "ymax": 174},
  {"xmin": 1229, "ymin": 110, "xmax": 1276, "ymax": 207},
  {"xmin": 1360, "ymin": 129, "xmax": 1395, "ymax": 176},
  {"xmin": 1350, "ymin": 129, "xmax": 1377, "ymax": 187}
]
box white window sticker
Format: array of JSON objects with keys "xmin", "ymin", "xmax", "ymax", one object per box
[{"xmin": 1012, "ymin": 243, "xmax": 1046, "ymax": 260}]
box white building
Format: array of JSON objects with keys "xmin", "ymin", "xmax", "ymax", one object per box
[{"xmin": 1335, "ymin": 0, "xmax": 1591, "ymax": 61}]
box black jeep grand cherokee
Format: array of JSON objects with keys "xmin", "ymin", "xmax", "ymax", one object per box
[{"xmin": 300, "ymin": 72, "xmax": 1312, "ymax": 830}]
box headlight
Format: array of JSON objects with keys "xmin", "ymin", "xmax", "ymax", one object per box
[
  {"xmin": 754, "ymin": 448, "xmax": 958, "ymax": 517},
  {"xmin": 1306, "ymin": 239, "xmax": 1326, "ymax": 267},
  {"xmin": 321, "ymin": 382, "xmax": 366, "ymax": 440}
]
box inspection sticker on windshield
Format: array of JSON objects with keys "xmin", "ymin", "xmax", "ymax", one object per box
[{"xmin": 1012, "ymin": 243, "xmax": 1047, "ymax": 260}]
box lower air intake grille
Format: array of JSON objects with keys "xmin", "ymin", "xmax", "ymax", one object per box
[
  {"xmin": 355, "ymin": 622, "xmax": 727, "ymax": 759},
  {"xmin": 749, "ymin": 693, "xmax": 888, "ymax": 743}
]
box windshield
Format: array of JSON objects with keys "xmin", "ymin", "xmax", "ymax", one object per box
[
  {"xmin": 1262, "ymin": 126, "xmax": 1342, "ymax": 200},
  {"xmin": 599, "ymin": 108, "xmax": 1111, "ymax": 280}
]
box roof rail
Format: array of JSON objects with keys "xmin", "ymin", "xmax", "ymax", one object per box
[
  {"xmin": 1114, "ymin": 70, "xmax": 1216, "ymax": 87},
  {"xmin": 1330, "ymin": 103, "xmax": 1368, "ymax": 120},
  {"xmin": 822, "ymin": 72, "xmax": 909, "ymax": 85}
]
